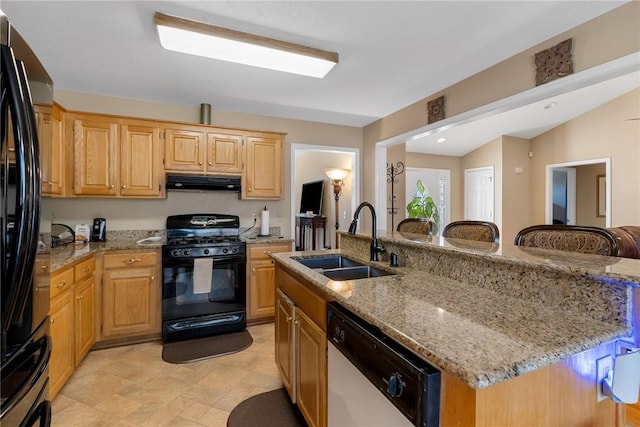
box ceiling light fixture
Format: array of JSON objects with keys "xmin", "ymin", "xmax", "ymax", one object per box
[
  {"xmin": 154, "ymin": 12, "xmax": 338, "ymax": 78},
  {"xmin": 436, "ymin": 137, "xmax": 447, "ymax": 143}
]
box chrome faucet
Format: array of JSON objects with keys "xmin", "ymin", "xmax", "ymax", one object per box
[{"xmin": 348, "ymin": 202, "xmax": 386, "ymax": 261}]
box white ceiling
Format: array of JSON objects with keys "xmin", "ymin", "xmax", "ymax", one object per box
[{"xmin": 2, "ymin": 1, "xmax": 636, "ymax": 156}]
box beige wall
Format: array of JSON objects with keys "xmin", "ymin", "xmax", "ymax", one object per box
[
  {"xmin": 46, "ymin": 91, "xmax": 362, "ymax": 237},
  {"xmin": 501, "ymin": 136, "xmax": 532, "ymax": 243},
  {"xmin": 530, "ymin": 89, "xmax": 640, "ymax": 227},
  {"xmin": 361, "ymin": 2, "xmax": 640, "ymax": 210}
]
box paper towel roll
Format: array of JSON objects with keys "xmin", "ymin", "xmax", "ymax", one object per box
[{"xmin": 261, "ymin": 207, "xmax": 270, "ymax": 236}]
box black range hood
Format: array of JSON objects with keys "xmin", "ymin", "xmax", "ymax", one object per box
[{"xmin": 166, "ymin": 174, "xmax": 241, "ymax": 192}]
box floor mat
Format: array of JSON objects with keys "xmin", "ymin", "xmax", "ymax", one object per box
[
  {"xmin": 227, "ymin": 388, "xmax": 307, "ymax": 427},
  {"xmin": 162, "ymin": 330, "xmax": 253, "ymax": 364}
]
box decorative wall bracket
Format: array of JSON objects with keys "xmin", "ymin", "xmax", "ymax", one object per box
[
  {"xmin": 535, "ymin": 38, "xmax": 574, "ymax": 86},
  {"xmin": 386, "ymin": 161, "xmax": 405, "ymax": 231},
  {"xmin": 427, "ymin": 96, "xmax": 445, "ymax": 124}
]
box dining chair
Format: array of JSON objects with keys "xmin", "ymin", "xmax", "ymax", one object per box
[
  {"xmin": 514, "ymin": 224, "xmax": 620, "ymax": 256},
  {"xmin": 396, "ymin": 218, "xmax": 433, "ymax": 234},
  {"xmin": 442, "ymin": 220, "xmax": 500, "ymax": 243}
]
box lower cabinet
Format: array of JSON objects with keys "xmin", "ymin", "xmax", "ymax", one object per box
[
  {"xmin": 101, "ymin": 250, "xmax": 160, "ymax": 339},
  {"xmin": 275, "ymin": 267, "xmax": 328, "ymax": 427},
  {"xmin": 247, "ymin": 242, "xmax": 292, "ymax": 322},
  {"xmin": 49, "ymin": 255, "xmax": 96, "ymax": 399}
]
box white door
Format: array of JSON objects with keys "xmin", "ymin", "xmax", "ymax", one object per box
[
  {"xmin": 406, "ymin": 168, "xmax": 450, "ymax": 235},
  {"xmin": 551, "ymin": 167, "xmax": 576, "ymax": 225},
  {"xmin": 465, "ymin": 166, "xmax": 494, "ymax": 221}
]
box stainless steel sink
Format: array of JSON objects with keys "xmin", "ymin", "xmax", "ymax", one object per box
[
  {"xmin": 322, "ymin": 265, "xmax": 395, "ymax": 280},
  {"xmin": 294, "ymin": 255, "xmax": 365, "ymax": 270}
]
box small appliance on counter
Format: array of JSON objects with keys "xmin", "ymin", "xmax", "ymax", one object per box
[
  {"xmin": 51, "ymin": 223, "xmax": 75, "ymax": 248},
  {"xmin": 90, "ymin": 218, "xmax": 107, "ymax": 242}
]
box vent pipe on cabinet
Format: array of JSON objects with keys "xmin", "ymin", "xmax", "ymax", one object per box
[{"xmin": 200, "ymin": 103, "xmax": 211, "ymax": 125}]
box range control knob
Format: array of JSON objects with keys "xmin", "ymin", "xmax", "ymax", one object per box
[
  {"xmin": 231, "ymin": 247, "xmax": 238, "ymax": 253},
  {"xmin": 183, "ymin": 250, "xmax": 191, "ymax": 256},
  {"xmin": 204, "ymin": 249, "xmax": 210, "ymax": 255},
  {"xmin": 172, "ymin": 250, "xmax": 181, "ymax": 257},
  {"xmin": 222, "ymin": 248, "xmax": 229, "ymax": 254},
  {"xmin": 386, "ymin": 373, "xmax": 404, "ymax": 398}
]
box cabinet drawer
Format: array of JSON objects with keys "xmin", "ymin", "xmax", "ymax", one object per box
[
  {"xmin": 103, "ymin": 251, "xmax": 158, "ymax": 269},
  {"xmin": 249, "ymin": 243, "xmax": 292, "ymax": 261},
  {"xmin": 50, "ymin": 267, "xmax": 74, "ymax": 300},
  {"xmin": 74, "ymin": 256, "xmax": 95, "ymax": 282}
]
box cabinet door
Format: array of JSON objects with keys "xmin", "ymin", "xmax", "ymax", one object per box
[
  {"xmin": 164, "ymin": 127, "xmax": 206, "ymax": 172},
  {"xmin": 275, "ymin": 289, "xmax": 296, "ymax": 402},
  {"xmin": 296, "ymin": 308, "xmax": 327, "ymax": 427},
  {"xmin": 242, "ymin": 134, "xmax": 283, "ymax": 200},
  {"xmin": 74, "ymin": 276, "xmax": 96, "ymax": 365},
  {"xmin": 49, "ymin": 290, "xmax": 75, "ymax": 400},
  {"xmin": 206, "ymin": 132, "xmax": 243, "ymax": 173},
  {"xmin": 248, "ymin": 243, "xmax": 291, "ymax": 321},
  {"xmin": 102, "ymin": 267, "xmax": 159, "ymax": 338},
  {"xmin": 120, "ymin": 121, "xmax": 163, "ymax": 197},
  {"xmin": 249, "ymin": 259, "xmax": 276, "ymax": 319},
  {"xmin": 71, "ymin": 114, "xmax": 118, "ymax": 195},
  {"xmin": 34, "ymin": 105, "xmax": 62, "ymax": 195}
]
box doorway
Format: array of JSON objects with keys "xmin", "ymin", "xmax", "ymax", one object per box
[
  {"xmin": 551, "ymin": 168, "xmax": 576, "ymax": 225},
  {"xmin": 290, "ymin": 144, "xmax": 360, "ymax": 249},
  {"xmin": 464, "ymin": 166, "xmax": 494, "ymax": 221},
  {"xmin": 545, "ymin": 158, "xmax": 611, "ymax": 227}
]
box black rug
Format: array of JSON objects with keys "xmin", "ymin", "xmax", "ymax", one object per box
[
  {"xmin": 162, "ymin": 330, "xmax": 253, "ymax": 364},
  {"xmin": 227, "ymin": 388, "xmax": 307, "ymax": 427}
]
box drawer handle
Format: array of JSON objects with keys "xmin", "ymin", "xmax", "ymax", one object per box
[
  {"xmin": 77, "ymin": 295, "xmax": 84, "ymax": 300},
  {"xmin": 110, "ymin": 184, "xmax": 115, "ymax": 189},
  {"xmin": 122, "ymin": 185, "xmax": 127, "ymax": 190},
  {"xmin": 55, "ymin": 281, "xmax": 67, "ymax": 288},
  {"xmin": 122, "ymin": 258, "xmax": 141, "ymax": 264},
  {"xmin": 286, "ymin": 316, "xmax": 292, "ymax": 323},
  {"xmin": 41, "ymin": 265, "xmax": 48, "ymax": 270},
  {"xmin": 82, "ymin": 267, "xmax": 90, "ymax": 272},
  {"xmin": 199, "ymin": 162, "xmax": 203, "ymax": 165},
  {"xmin": 151, "ymin": 276, "xmax": 155, "ymax": 281},
  {"xmin": 50, "ymin": 318, "xmax": 54, "ymax": 324},
  {"xmin": 208, "ymin": 162, "xmax": 212, "ymax": 166}
]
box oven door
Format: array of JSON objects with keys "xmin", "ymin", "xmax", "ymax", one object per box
[{"xmin": 162, "ymin": 252, "xmax": 246, "ymax": 341}]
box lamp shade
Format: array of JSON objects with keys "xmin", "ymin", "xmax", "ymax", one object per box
[{"xmin": 324, "ymin": 168, "xmax": 350, "ymax": 180}]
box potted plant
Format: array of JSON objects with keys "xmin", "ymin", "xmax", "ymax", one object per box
[{"xmin": 406, "ymin": 180, "xmax": 440, "ymax": 235}]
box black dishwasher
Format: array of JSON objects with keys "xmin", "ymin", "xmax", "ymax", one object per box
[{"xmin": 327, "ymin": 302, "xmax": 440, "ymax": 427}]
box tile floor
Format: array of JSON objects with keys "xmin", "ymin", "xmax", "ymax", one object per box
[{"xmin": 51, "ymin": 323, "xmax": 283, "ymax": 427}]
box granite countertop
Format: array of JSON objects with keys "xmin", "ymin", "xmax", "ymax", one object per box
[
  {"xmin": 271, "ymin": 243, "xmax": 637, "ymax": 389},
  {"xmin": 46, "ymin": 234, "xmax": 293, "ymax": 272}
]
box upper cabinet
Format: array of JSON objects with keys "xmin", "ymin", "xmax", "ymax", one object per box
[
  {"xmin": 164, "ymin": 126, "xmax": 244, "ymax": 175},
  {"xmin": 38, "ymin": 102, "xmax": 65, "ymax": 196},
  {"xmin": 69, "ymin": 112, "xmax": 163, "ymax": 198},
  {"xmin": 56, "ymin": 106, "xmax": 284, "ymax": 200},
  {"xmin": 70, "ymin": 113, "xmax": 119, "ymax": 196},
  {"xmin": 243, "ymin": 132, "xmax": 283, "ymax": 200},
  {"xmin": 120, "ymin": 120, "xmax": 163, "ymax": 197}
]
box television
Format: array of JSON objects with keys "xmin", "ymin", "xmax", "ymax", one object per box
[{"xmin": 299, "ymin": 180, "xmax": 325, "ymax": 216}]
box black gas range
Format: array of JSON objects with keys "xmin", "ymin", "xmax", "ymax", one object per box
[{"xmin": 162, "ymin": 214, "xmax": 247, "ymax": 342}]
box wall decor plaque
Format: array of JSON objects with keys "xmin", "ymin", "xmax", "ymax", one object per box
[
  {"xmin": 427, "ymin": 95, "xmax": 445, "ymax": 124},
  {"xmin": 535, "ymin": 38, "xmax": 573, "ymax": 86}
]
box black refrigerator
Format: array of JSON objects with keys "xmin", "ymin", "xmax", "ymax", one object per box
[{"xmin": 1, "ymin": 10, "xmax": 53, "ymax": 427}]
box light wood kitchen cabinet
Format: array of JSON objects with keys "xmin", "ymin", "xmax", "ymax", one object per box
[
  {"xmin": 74, "ymin": 256, "xmax": 96, "ymax": 365},
  {"xmin": 163, "ymin": 125, "xmax": 206, "ymax": 172},
  {"xmin": 247, "ymin": 242, "xmax": 292, "ymax": 322},
  {"xmin": 276, "ymin": 289, "xmax": 295, "ymax": 400},
  {"xmin": 49, "ymin": 276, "xmax": 74, "ymax": 400},
  {"xmin": 120, "ymin": 120, "xmax": 163, "ymax": 197},
  {"xmin": 275, "ymin": 266, "xmax": 328, "ymax": 427},
  {"xmin": 101, "ymin": 250, "xmax": 160, "ymax": 339},
  {"xmin": 164, "ymin": 125, "xmax": 244, "ymax": 175},
  {"xmin": 35, "ymin": 103, "xmax": 65, "ymax": 196},
  {"xmin": 70, "ymin": 112, "xmax": 119, "ymax": 196},
  {"xmin": 295, "ymin": 308, "xmax": 327, "ymax": 427},
  {"xmin": 70, "ymin": 112, "xmax": 163, "ymax": 198},
  {"xmin": 242, "ymin": 133, "xmax": 283, "ymax": 200}
]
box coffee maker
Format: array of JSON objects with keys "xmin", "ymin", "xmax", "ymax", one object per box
[{"xmin": 91, "ymin": 218, "xmax": 107, "ymax": 242}]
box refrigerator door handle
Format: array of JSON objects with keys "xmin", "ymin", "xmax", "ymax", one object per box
[
  {"xmin": 10, "ymin": 59, "xmax": 41, "ymax": 327},
  {"xmin": 0, "ymin": 45, "xmax": 38, "ymax": 331}
]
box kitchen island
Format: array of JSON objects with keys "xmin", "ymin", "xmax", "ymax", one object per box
[{"xmin": 271, "ymin": 230, "xmax": 640, "ymax": 426}]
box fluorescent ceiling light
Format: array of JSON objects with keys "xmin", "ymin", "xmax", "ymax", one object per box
[
  {"xmin": 154, "ymin": 12, "xmax": 338, "ymax": 78},
  {"xmin": 436, "ymin": 137, "xmax": 447, "ymax": 143}
]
